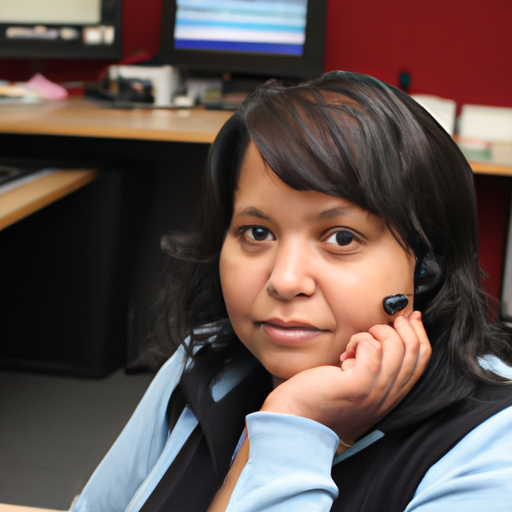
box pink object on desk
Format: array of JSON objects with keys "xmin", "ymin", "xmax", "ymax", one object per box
[{"xmin": 24, "ymin": 73, "xmax": 68, "ymax": 100}]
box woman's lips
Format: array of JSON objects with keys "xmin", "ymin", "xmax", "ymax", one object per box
[{"xmin": 261, "ymin": 320, "xmax": 325, "ymax": 344}]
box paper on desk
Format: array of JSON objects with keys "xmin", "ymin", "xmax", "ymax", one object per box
[
  {"xmin": 0, "ymin": 83, "xmax": 43, "ymax": 103},
  {"xmin": 411, "ymin": 94, "xmax": 456, "ymax": 136},
  {"xmin": 459, "ymin": 104, "xmax": 512, "ymax": 142},
  {"xmin": 24, "ymin": 73, "xmax": 68, "ymax": 100}
]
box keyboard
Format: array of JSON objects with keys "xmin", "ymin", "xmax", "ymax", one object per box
[{"xmin": 0, "ymin": 164, "xmax": 39, "ymax": 187}]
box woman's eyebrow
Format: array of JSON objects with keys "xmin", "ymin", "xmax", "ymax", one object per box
[
  {"xmin": 316, "ymin": 207, "xmax": 356, "ymax": 220},
  {"xmin": 233, "ymin": 206, "xmax": 270, "ymax": 220}
]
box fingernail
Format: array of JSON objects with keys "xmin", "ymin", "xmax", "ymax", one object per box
[{"xmin": 410, "ymin": 310, "xmax": 422, "ymax": 320}]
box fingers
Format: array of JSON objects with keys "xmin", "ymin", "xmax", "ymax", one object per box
[
  {"xmin": 386, "ymin": 315, "xmax": 422, "ymax": 393},
  {"xmin": 341, "ymin": 312, "xmax": 430, "ymax": 383},
  {"xmin": 341, "ymin": 331, "xmax": 377, "ymax": 362},
  {"xmin": 340, "ymin": 332, "xmax": 380, "ymax": 372},
  {"xmin": 390, "ymin": 312, "xmax": 430, "ymax": 391},
  {"xmin": 367, "ymin": 311, "xmax": 431, "ymax": 410},
  {"xmin": 341, "ymin": 333, "xmax": 380, "ymax": 373},
  {"xmin": 332, "ymin": 312, "xmax": 431, "ymax": 435},
  {"xmin": 339, "ymin": 333, "xmax": 385, "ymax": 400},
  {"xmin": 365, "ymin": 321, "xmax": 408, "ymax": 403},
  {"xmin": 407, "ymin": 311, "xmax": 432, "ymax": 371},
  {"xmin": 338, "ymin": 312, "xmax": 431, "ymax": 414}
]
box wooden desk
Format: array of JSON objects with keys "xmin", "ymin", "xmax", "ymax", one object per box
[
  {"xmin": 0, "ymin": 505, "xmax": 62, "ymax": 512},
  {"xmin": 0, "ymin": 98, "xmax": 232, "ymax": 143},
  {"xmin": 458, "ymin": 139, "xmax": 512, "ymax": 177},
  {"xmin": 0, "ymin": 169, "xmax": 97, "ymax": 231},
  {"xmin": 0, "ymin": 97, "xmax": 510, "ymax": 174}
]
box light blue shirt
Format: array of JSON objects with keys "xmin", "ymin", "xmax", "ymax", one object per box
[{"xmin": 72, "ymin": 351, "xmax": 512, "ymax": 512}]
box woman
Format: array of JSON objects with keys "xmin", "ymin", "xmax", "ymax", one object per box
[{"xmin": 73, "ymin": 72, "xmax": 512, "ymax": 512}]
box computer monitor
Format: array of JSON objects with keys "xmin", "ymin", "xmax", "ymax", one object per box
[
  {"xmin": 0, "ymin": 0, "xmax": 123, "ymax": 59},
  {"xmin": 158, "ymin": 0, "xmax": 327, "ymax": 81}
]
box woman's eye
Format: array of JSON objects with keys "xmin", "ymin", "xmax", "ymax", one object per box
[
  {"xmin": 325, "ymin": 230, "xmax": 356, "ymax": 246},
  {"xmin": 245, "ymin": 227, "xmax": 274, "ymax": 241}
]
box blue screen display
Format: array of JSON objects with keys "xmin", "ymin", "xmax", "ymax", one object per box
[{"xmin": 174, "ymin": 0, "xmax": 308, "ymax": 56}]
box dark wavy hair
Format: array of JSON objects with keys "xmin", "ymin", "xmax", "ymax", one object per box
[{"xmin": 161, "ymin": 71, "xmax": 512, "ymax": 414}]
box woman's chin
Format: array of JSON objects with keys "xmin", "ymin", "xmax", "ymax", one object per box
[{"xmin": 268, "ymin": 365, "xmax": 311, "ymax": 388}]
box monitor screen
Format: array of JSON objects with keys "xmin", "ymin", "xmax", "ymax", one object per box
[
  {"xmin": 174, "ymin": 0, "xmax": 307, "ymax": 57},
  {"xmin": 159, "ymin": 0, "xmax": 326, "ymax": 80},
  {"xmin": 0, "ymin": 0, "xmax": 123, "ymax": 59},
  {"xmin": 0, "ymin": 0, "xmax": 101, "ymax": 25}
]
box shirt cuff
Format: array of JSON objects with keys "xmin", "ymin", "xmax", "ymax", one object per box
[{"xmin": 227, "ymin": 412, "xmax": 339, "ymax": 512}]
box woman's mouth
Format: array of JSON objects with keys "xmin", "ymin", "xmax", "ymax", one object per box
[{"xmin": 261, "ymin": 319, "xmax": 325, "ymax": 344}]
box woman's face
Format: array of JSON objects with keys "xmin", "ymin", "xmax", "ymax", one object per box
[{"xmin": 219, "ymin": 142, "xmax": 415, "ymax": 385}]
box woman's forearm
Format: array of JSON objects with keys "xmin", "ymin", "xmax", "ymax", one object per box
[{"xmin": 209, "ymin": 412, "xmax": 339, "ymax": 512}]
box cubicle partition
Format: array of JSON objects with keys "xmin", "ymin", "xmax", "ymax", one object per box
[
  {"xmin": 0, "ymin": 117, "xmax": 214, "ymax": 376},
  {"xmin": 0, "ymin": 166, "xmax": 138, "ymax": 377}
]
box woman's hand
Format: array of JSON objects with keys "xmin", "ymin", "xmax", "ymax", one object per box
[{"xmin": 260, "ymin": 311, "xmax": 431, "ymax": 442}]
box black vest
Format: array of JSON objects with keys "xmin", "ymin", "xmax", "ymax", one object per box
[{"xmin": 140, "ymin": 356, "xmax": 512, "ymax": 512}]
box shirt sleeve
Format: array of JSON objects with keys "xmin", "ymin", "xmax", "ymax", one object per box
[
  {"xmin": 226, "ymin": 412, "xmax": 339, "ymax": 512},
  {"xmin": 71, "ymin": 347, "xmax": 187, "ymax": 512},
  {"xmin": 404, "ymin": 404, "xmax": 512, "ymax": 512}
]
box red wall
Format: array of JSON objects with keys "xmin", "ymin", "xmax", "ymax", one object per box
[
  {"xmin": 474, "ymin": 175, "xmax": 511, "ymax": 303},
  {"xmin": 324, "ymin": 0, "xmax": 512, "ymax": 109}
]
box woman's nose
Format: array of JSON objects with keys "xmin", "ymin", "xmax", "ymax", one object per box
[{"xmin": 266, "ymin": 243, "xmax": 316, "ymax": 300}]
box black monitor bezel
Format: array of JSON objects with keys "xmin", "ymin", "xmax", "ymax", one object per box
[
  {"xmin": 158, "ymin": 0, "xmax": 327, "ymax": 80},
  {"xmin": 0, "ymin": 0, "xmax": 123, "ymax": 59}
]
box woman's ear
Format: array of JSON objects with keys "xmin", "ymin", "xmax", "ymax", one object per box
[{"xmin": 414, "ymin": 252, "xmax": 443, "ymax": 295}]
